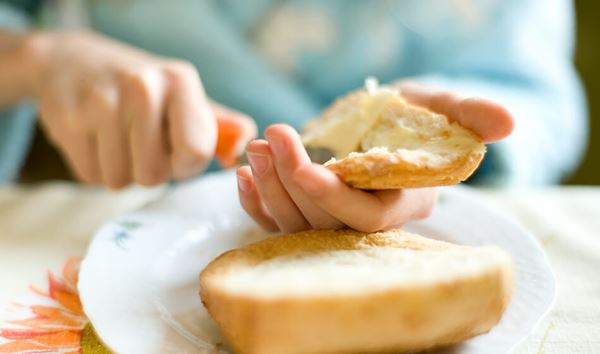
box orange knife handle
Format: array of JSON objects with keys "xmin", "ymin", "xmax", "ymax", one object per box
[{"xmin": 215, "ymin": 117, "xmax": 241, "ymax": 168}]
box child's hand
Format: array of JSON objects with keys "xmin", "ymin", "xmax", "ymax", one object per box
[
  {"xmin": 27, "ymin": 31, "xmax": 255, "ymax": 188},
  {"xmin": 237, "ymin": 86, "xmax": 513, "ymax": 233},
  {"xmin": 236, "ymin": 125, "xmax": 438, "ymax": 233}
]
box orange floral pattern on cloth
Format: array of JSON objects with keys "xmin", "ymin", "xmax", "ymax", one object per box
[{"xmin": 0, "ymin": 257, "xmax": 87, "ymax": 354}]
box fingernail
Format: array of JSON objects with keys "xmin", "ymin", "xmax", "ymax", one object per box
[
  {"xmin": 247, "ymin": 153, "xmax": 270, "ymax": 176},
  {"xmin": 237, "ymin": 173, "xmax": 251, "ymax": 192},
  {"xmin": 267, "ymin": 135, "xmax": 286, "ymax": 155}
]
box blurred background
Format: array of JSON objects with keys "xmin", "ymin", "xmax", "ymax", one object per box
[
  {"xmin": 11, "ymin": 0, "xmax": 600, "ymax": 185},
  {"xmin": 569, "ymin": 0, "xmax": 599, "ymax": 184}
]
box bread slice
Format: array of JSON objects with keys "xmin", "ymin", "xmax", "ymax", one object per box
[
  {"xmin": 302, "ymin": 78, "xmax": 486, "ymax": 189},
  {"xmin": 200, "ymin": 229, "xmax": 512, "ymax": 354}
]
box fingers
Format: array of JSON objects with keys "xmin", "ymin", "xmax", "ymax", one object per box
[
  {"xmin": 123, "ymin": 70, "xmax": 171, "ymax": 186},
  {"xmin": 265, "ymin": 124, "xmax": 343, "ymax": 230},
  {"xmin": 164, "ymin": 61, "xmax": 217, "ymax": 180},
  {"xmin": 60, "ymin": 132, "xmax": 101, "ymax": 184},
  {"xmin": 240, "ymin": 123, "xmax": 438, "ymax": 233},
  {"xmin": 292, "ymin": 163, "xmax": 388, "ymax": 232},
  {"xmin": 373, "ymin": 188, "xmax": 438, "ymax": 227},
  {"xmin": 456, "ymin": 97, "xmax": 514, "ymax": 142},
  {"xmin": 397, "ymin": 82, "xmax": 514, "ymax": 143},
  {"xmin": 39, "ymin": 93, "xmax": 101, "ymax": 184},
  {"xmin": 236, "ymin": 165, "xmax": 279, "ymax": 232},
  {"xmin": 293, "ymin": 163, "xmax": 438, "ymax": 232},
  {"xmin": 51, "ymin": 61, "xmax": 232, "ymax": 188},
  {"xmin": 243, "ymin": 124, "xmax": 435, "ymax": 233},
  {"xmin": 89, "ymin": 85, "xmax": 132, "ymax": 189},
  {"xmin": 245, "ymin": 139, "xmax": 310, "ymax": 233}
]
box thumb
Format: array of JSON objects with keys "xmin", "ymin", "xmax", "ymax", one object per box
[
  {"xmin": 212, "ymin": 102, "xmax": 257, "ymax": 168},
  {"xmin": 395, "ymin": 81, "xmax": 514, "ymax": 143}
]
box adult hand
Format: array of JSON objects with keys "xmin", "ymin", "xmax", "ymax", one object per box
[{"xmin": 26, "ymin": 30, "xmax": 255, "ymax": 188}]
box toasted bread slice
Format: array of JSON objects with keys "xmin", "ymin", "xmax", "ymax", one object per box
[
  {"xmin": 302, "ymin": 78, "xmax": 486, "ymax": 189},
  {"xmin": 200, "ymin": 229, "xmax": 512, "ymax": 354}
]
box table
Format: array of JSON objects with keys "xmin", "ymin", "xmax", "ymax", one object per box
[{"xmin": 0, "ymin": 183, "xmax": 599, "ymax": 353}]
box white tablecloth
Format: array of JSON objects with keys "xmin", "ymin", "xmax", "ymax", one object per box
[{"xmin": 0, "ymin": 183, "xmax": 598, "ymax": 353}]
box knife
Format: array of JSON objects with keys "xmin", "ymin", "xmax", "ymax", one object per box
[
  {"xmin": 236, "ymin": 146, "xmax": 336, "ymax": 166},
  {"xmin": 214, "ymin": 116, "xmax": 336, "ymax": 167}
]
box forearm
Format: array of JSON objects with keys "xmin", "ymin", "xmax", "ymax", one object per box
[{"xmin": 0, "ymin": 30, "xmax": 39, "ymax": 107}]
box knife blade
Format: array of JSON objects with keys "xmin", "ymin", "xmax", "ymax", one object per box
[{"xmin": 237, "ymin": 146, "xmax": 336, "ymax": 165}]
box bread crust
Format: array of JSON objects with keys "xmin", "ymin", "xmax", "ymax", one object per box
[
  {"xmin": 325, "ymin": 150, "xmax": 485, "ymax": 190},
  {"xmin": 302, "ymin": 88, "xmax": 486, "ymax": 190},
  {"xmin": 200, "ymin": 229, "xmax": 512, "ymax": 354}
]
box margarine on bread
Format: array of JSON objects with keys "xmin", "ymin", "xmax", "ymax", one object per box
[
  {"xmin": 302, "ymin": 78, "xmax": 486, "ymax": 189},
  {"xmin": 200, "ymin": 229, "xmax": 513, "ymax": 354}
]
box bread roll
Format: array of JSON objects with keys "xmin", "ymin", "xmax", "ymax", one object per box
[
  {"xmin": 200, "ymin": 229, "xmax": 512, "ymax": 354},
  {"xmin": 302, "ymin": 78, "xmax": 486, "ymax": 189}
]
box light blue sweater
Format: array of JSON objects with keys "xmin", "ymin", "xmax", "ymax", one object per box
[{"xmin": 0, "ymin": 0, "xmax": 587, "ymax": 185}]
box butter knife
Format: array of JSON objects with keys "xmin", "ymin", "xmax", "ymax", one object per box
[{"xmin": 237, "ymin": 146, "xmax": 335, "ymax": 165}]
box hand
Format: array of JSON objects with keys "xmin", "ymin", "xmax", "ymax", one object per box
[
  {"xmin": 236, "ymin": 86, "xmax": 513, "ymax": 233},
  {"xmin": 26, "ymin": 31, "xmax": 255, "ymax": 188}
]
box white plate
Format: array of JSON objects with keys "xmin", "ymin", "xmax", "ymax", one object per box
[{"xmin": 79, "ymin": 170, "xmax": 556, "ymax": 354}]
